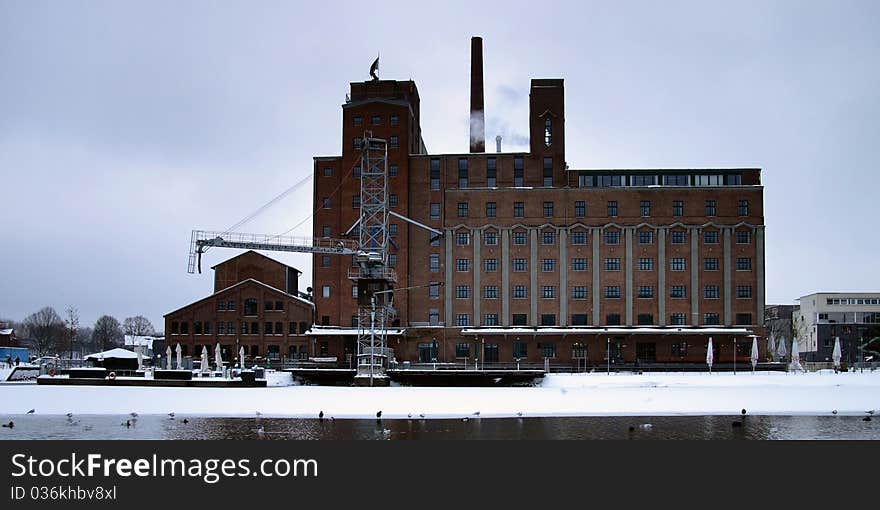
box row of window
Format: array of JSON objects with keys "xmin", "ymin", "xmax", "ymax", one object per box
[
  {"xmin": 578, "ymin": 173, "xmax": 744, "ymax": 188},
  {"xmin": 323, "ymin": 163, "xmax": 400, "ymax": 178},
  {"xmin": 447, "ymin": 229, "xmax": 753, "ymax": 246},
  {"xmin": 447, "ymin": 199, "xmax": 750, "ymax": 219},
  {"xmin": 432, "ymin": 254, "xmax": 752, "ymax": 274},
  {"xmin": 353, "ymin": 136, "xmax": 398, "ymax": 149},
  {"xmin": 352, "ymin": 114, "xmax": 400, "ymax": 127},
  {"xmin": 450, "ymin": 312, "xmax": 754, "ymax": 327},
  {"xmin": 213, "ymin": 299, "xmax": 294, "ymax": 316},
  {"xmin": 170, "ymin": 320, "xmax": 312, "ymax": 335},
  {"xmin": 443, "ymin": 284, "xmax": 753, "ymax": 300},
  {"xmin": 826, "ymin": 298, "xmax": 880, "ymax": 306}
]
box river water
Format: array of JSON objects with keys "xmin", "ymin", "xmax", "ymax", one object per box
[{"xmin": 0, "ymin": 414, "xmax": 877, "ymax": 440}]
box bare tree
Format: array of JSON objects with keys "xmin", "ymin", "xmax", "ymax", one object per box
[
  {"xmin": 23, "ymin": 307, "xmax": 65, "ymax": 357},
  {"xmin": 65, "ymin": 306, "xmax": 80, "ymax": 359},
  {"xmin": 123, "ymin": 316, "xmax": 155, "ymax": 337},
  {"xmin": 92, "ymin": 316, "xmax": 123, "ymax": 351}
]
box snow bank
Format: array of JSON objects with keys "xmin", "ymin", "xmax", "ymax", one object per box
[{"xmin": 1, "ymin": 371, "xmax": 878, "ymax": 419}]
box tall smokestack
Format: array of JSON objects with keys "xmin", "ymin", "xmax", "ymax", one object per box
[{"xmin": 470, "ymin": 36, "xmax": 485, "ymax": 153}]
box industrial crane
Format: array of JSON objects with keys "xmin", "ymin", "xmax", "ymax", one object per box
[{"xmin": 186, "ymin": 132, "xmax": 442, "ymax": 385}]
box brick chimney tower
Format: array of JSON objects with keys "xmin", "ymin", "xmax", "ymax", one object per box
[{"xmin": 469, "ymin": 36, "xmax": 485, "ymax": 153}]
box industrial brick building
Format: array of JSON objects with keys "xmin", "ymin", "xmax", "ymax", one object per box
[
  {"xmin": 311, "ymin": 37, "xmax": 766, "ymax": 368},
  {"xmin": 164, "ymin": 251, "xmax": 315, "ymax": 363}
]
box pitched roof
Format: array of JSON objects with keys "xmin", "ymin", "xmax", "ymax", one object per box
[
  {"xmin": 210, "ymin": 250, "xmax": 302, "ymax": 274},
  {"xmin": 164, "ymin": 278, "xmax": 314, "ymax": 317}
]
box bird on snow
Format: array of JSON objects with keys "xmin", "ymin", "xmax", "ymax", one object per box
[
  {"xmin": 419, "ymin": 413, "xmax": 425, "ymax": 419},
  {"xmin": 168, "ymin": 412, "xmax": 175, "ymax": 419},
  {"xmin": 864, "ymin": 416, "xmax": 872, "ymax": 422},
  {"xmin": 741, "ymin": 409, "xmax": 747, "ymax": 416},
  {"xmin": 26, "ymin": 409, "xmax": 34, "ymax": 415},
  {"xmin": 376, "ymin": 411, "xmax": 382, "ymax": 419},
  {"xmin": 407, "ymin": 413, "xmax": 412, "ymax": 419},
  {"xmin": 832, "ymin": 410, "xmax": 838, "ymax": 415},
  {"xmin": 517, "ymin": 412, "xmax": 523, "ymax": 417},
  {"xmin": 66, "ymin": 413, "xmax": 73, "ymax": 419},
  {"xmin": 868, "ymin": 410, "xmax": 876, "ymax": 416},
  {"xmin": 473, "ymin": 411, "xmax": 481, "ymax": 417},
  {"xmin": 123, "ymin": 420, "xmax": 131, "ymax": 428},
  {"xmin": 2, "ymin": 421, "xmax": 13, "ymax": 429}
]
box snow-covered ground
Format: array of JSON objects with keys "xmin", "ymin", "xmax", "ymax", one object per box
[{"xmin": 0, "ymin": 371, "xmax": 878, "ymax": 419}]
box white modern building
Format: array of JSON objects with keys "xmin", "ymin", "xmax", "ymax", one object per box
[{"xmin": 795, "ymin": 293, "xmax": 880, "ymax": 363}]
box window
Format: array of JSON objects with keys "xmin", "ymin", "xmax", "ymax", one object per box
[
  {"xmin": 429, "ymin": 309, "xmax": 439, "ymax": 326},
  {"xmin": 578, "ymin": 174, "xmax": 594, "ymax": 187},
  {"xmin": 604, "ymin": 258, "xmax": 621, "ymax": 271},
  {"xmin": 264, "ymin": 322, "xmax": 272, "ymax": 334},
  {"xmin": 323, "ymin": 167, "xmax": 332, "ymax": 177},
  {"xmin": 640, "ymin": 200, "xmax": 651, "ymax": 217},
  {"xmin": 638, "ymin": 258, "xmax": 653, "ymax": 271},
  {"xmin": 389, "ymin": 194, "xmax": 398, "ymax": 207},
  {"xmin": 455, "ymin": 285, "xmax": 470, "ymax": 299},
  {"xmin": 738, "ymin": 200, "xmax": 749, "ymax": 216},
  {"xmin": 671, "ymin": 231, "xmax": 686, "ymax": 244},
  {"xmin": 704, "ymin": 285, "xmax": 720, "ymax": 299},
  {"xmin": 736, "ymin": 230, "xmax": 751, "ymax": 244},
  {"xmin": 456, "ymin": 259, "xmax": 470, "ymax": 272},
  {"xmin": 543, "ymin": 201, "xmax": 554, "ymax": 217},
  {"xmin": 599, "ymin": 175, "xmax": 623, "ymax": 187},
  {"xmin": 663, "ymin": 174, "xmax": 689, "ymax": 186},
  {"xmin": 455, "ymin": 314, "xmax": 470, "ymax": 327},
  {"xmin": 227, "ymin": 300, "xmax": 236, "ymax": 311},
  {"xmin": 543, "ymin": 158, "xmax": 553, "ymax": 186},
  {"xmin": 541, "ymin": 259, "xmax": 556, "ymax": 272},
  {"xmin": 514, "ymin": 157, "xmax": 524, "ymax": 186},
  {"xmin": 218, "ymin": 322, "xmax": 226, "ymax": 335},
  {"xmin": 484, "ymin": 258, "xmax": 497, "ymax": 272},
  {"xmin": 353, "ymin": 115, "xmax": 362, "ymax": 126},
  {"xmin": 513, "ymin": 285, "xmax": 527, "ymax": 299},
  {"xmin": 457, "ymin": 202, "xmax": 469, "ymax": 217},
  {"xmin": 704, "ymin": 258, "xmax": 719, "ymax": 271},
  {"xmin": 351, "ymin": 285, "xmax": 359, "ymax": 298},
  {"xmin": 484, "ymin": 314, "xmax": 499, "ymax": 326},
  {"xmin": 389, "ymin": 224, "xmax": 398, "ymax": 237},
  {"xmin": 572, "ymin": 315, "xmax": 589, "ymax": 326},
  {"xmin": 353, "ymin": 137, "xmax": 362, "ymax": 149},
  {"xmin": 455, "ymin": 343, "xmax": 470, "ymax": 358},
  {"xmin": 179, "ymin": 322, "xmax": 189, "ymax": 334},
  {"xmin": 429, "ymin": 254, "xmax": 439, "ymax": 272},
  {"xmin": 637, "ymin": 314, "xmax": 654, "ymax": 325},
  {"xmin": 352, "ymin": 195, "xmax": 361, "ymax": 209},
  {"xmin": 388, "ymin": 254, "xmax": 397, "ymax": 267},
  {"xmin": 631, "ymin": 175, "xmax": 657, "ymax": 186},
  {"xmin": 736, "ymin": 313, "xmax": 753, "ymax": 325},
  {"xmin": 353, "ymin": 165, "xmax": 361, "ymax": 178},
  {"xmin": 571, "ymin": 231, "xmax": 587, "ymax": 245},
  {"xmin": 737, "ymin": 285, "xmax": 752, "ymax": 299},
  {"xmin": 671, "ymin": 286, "xmax": 687, "ymax": 298},
  {"xmin": 322, "ymin": 225, "xmax": 332, "ymax": 238},
  {"xmin": 572, "ymin": 286, "xmax": 588, "ymax": 299},
  {"xmin": 351, "ymin": 315, "xmax": 359, "ymax": 327},
  {"xmin": 638, "ymin": 286, "xmax": 654, "ymax": 298},
  {"xmin": 604, "ymin": 230, "xmax": 620, "ymax": 245},
  {"xmin": 695, "ymin": 174, "xmax": 723, "ymax": 186},
  {"xmin": 390, "ymin": 115, "xmax": 399, "ymax": 126},
  {"xmin": 322, "ymin": 285, "xmax": 331, "ymax": 298},
  {"xmin": 513, "ymin": 340, "xmax": 528, "ymax": 359},
  {"xmin": 218, "ymin": 301, "xmax": 227, "ymax": 311},
  {"xmin": 390, "ymin": 136, "xmax": 398, "ymax": 148},
  {"xmin": 544, "ymin": 119, "xmax": 552, "ymax": 146},
  {"xmin": 703, "ymin": 313, "xmax": 720, "ymax": 325},
  {"xmin": 322, "ymin": 197, "xmax": 331, "ymax": 209},
  {"xmin": 638, "ymin": 231, "xmax": 654, "ymax": 244},
  {"xmin": 275, "ymin": 322, "xmax": 283, "ymax": 335},
  {"xmin": 703, "ymin": 231, "xmax": 719, "ymax": 244},
  {"xmin": 512, "ymin": 314, "xmax": 528, "ymax": 326},
  {"xmin": 606, "ymin": 314, "xmax": 621, "ymax": 325},
  {"xmin": 607, "ymin": 201, "xmax": 618, "ymax": 217},
  {"xmin": 513, "ymin": 258, "xmax": 527, "ymax": 272},
  {"xmin": 389, "ymin": 164, "xmax": 398, "ymax": 177},
  {"xmin": 670, "ymin": 314, "xmax": 687, "ymax": 326},
  {"xmin": 513, "ymin": 202, "xmax": 524, "ymax": 217},
  {"xmin": 672, "ymin": 200, "xmax": 683, "ymax": 217},
  {"xmin": 541, "ymin": 286, "xmax": 556, "ymax": 299},
  {"xmin": 456, "ymin": 232, "xmax": 470, "ymax": 245},
  {"xmin": 574, "ymin": 201, "xmax": 585, "ymax": 217},
  {"xmin": 728, "ymin": 174, "xmax": 742, "ymax": 185},
  {"xmin": 484, "ymin": 286, "xmax": 498, "ymax": 299},
  {"xmin": 513, "ymin": 232, "xmax": 526, "ymax": 245},
  {"xmin": 275, "ymin": 301, "xmax": 283, "ymax": 311},
  {"xmin": 487, "ymin": 158, "xmax": 497, "ymax": 187},
  {"xmin": 429, "ymin": 282, "xmax": 440, "ymax": 299},
  {"xmin": 736, "ymin": 257, "xmax": 752, "ymax": 271},
  {"xmin": 225, "ymin": 322, "xmax": 233, "ymax": 335},
  {"xmin": 458, "ymin": 158, "xmax": 468, "ymax": 187},
  {"xmin": 484, "ymin": 202, "xmax": 496, "ymax": 218},
  {"xmin": 484, "ymin": 231, "xmax": 498, "ymax": 245},
  {"xmin": 572, "ymin": 258, "xmax": 588, "ymax": 271},
  {"xmin": 605, "ymin": 286, "xmax": 621, "ymax": 298},
  {"xmin": 244, "ymin": 298, "xmax": 258, "ymax": 316},
  {"xmin": 542, "ymin": 231, "xmax": 556, "ymax": 245},
  {"xmin": 671, "ymin": 258, "xmax": 686, "ymax": 271},
  {"xmin": 430, "ymin": 159, "xmax": 440, "ymax": 190},
  {"xmin": 194, "ymin": 321, "xmax": 202, "ymax": 335},
  {"xmin": 430, "ymin": 203, "xmax": 440, "ymax": 220},
  {"xmin": 705, "ymin": 200, "xmax": 716, "ymax": 216},
  {"xmin": 541, "ymin": 315, "xmax": 557, "ymax": 327}
]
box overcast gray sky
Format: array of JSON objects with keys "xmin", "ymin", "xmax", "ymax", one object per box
[{"xmin": 1, "ymin": 0, "xmax": 878, "ymax": 330}]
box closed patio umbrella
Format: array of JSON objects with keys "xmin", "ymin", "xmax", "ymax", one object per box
[
  {"xmin": 166, "ymin": 346, "xmax": 172, "ymax": 370},
  {"xmin": 200, "ymin": 346, "xmax": 209, "ymax": 373},
  {"xmin": 750, "ymin": 337, "xmax": 759, "ymax": 372},
  {"xmin": 239, "ymin": 346, "xmax": 246, "ymax": 369},
  {"xmin": 777, "ymin": 337, "xmax": 787, "ymax": 362},
  {"xmin": 214, "ymin": 343, "xmax": 222, "ymax": 371},
  {"xmin": 832, "ymin": 336, "xmax": 842, "ymax": 371},
  {"xmin": 706, "ymin": 337, "xmax": 714, "ymax": 374},
  {"xmin": 790, "ymin": 338, "xmax": 803, "ymax": 372},
  {"xmin": 175, "ymin": 343, "xmax": 182, "ymax": 370}
]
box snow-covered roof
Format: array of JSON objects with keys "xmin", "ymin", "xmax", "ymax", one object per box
[
  {"xmin": 304, "ymin": 326, "xmax": 406, "ymax": 336},
  {"xmin": 0, "ymin": 329, "xmax": 13, "ymax": 335},
  {"xmin": 461, "ymin": 327, "xmax": 755, "ymax": 336},
  {"xmin": 124, "ymin": 335, "xmax": 161, "ymax": 347},
  {"xmin": 84, "ymin": 348, "xmax": 140, "ymax": 360}
]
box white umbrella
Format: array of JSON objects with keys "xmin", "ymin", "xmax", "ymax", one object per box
[
  {"xmin": 790, "ymin": 338, "xmax": 803, "ymax": 372},
  {"xmin": 166, "ymin": 346, "xmax": 172, "ymax": 370},
  {"xmin": 832, "ymin": 336, "xmax": 842, "ymax": 370},
  {"xmin": 239, "ymin": 346, "xmax": 245, "ymax": 369},
  {"xmin": 175, "ymin": 343, "xmax": 182, "ymax": 370},
  {"xmin": 200, "ymin": 346, "xmax": 209, "ymax": 373},
  {"xmin": 776, "ymin": 336, "xmax": 787, "ymax": 361},
  {"xmin": 767, "ymin": 334, "xmax": 776, "ymax": 361},
  {"xmin": 137, "ymin": 350, "xmax": 143, "ymax": 371},
  {"xmin": 750, "ymin": 337, "xmax": 759, "ymax": 372},
  {"xmin": 706, "ymin": 337, "xmax": 714, "ymax": 373},
  {"xmin": 214, "ymin": 343, "xmax": 222, "ymax": 371}
]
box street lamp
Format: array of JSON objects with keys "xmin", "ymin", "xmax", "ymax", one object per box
[
  {"xmin": 733, "ymin": 337, "xmax": 737, "ymax": 375},
  {"xmin": 607, "ymin": 337, "xmax": 611, "ymax": 374}
]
